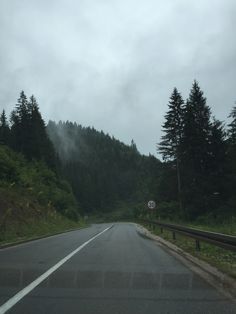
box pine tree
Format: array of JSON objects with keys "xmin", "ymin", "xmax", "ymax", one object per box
[
  {"xmin": 181, "ymin": 81, "xmax": 212, "ymax": 173},
  {"xmin": 209, "ymin": 118, "xmax": 226, "ymax": 172},
  {"xmin": 207, "ymin": 118, "xmax": 228, "ymax": 210},
  {"xmin": 28, "ymin": 95, "xmax": 44, "ymax": 159},
  {"xmin": 10, "ymin": 91, "xmax": 31, "ymax": 156},
  {"xmin": 158, "ymin": 87, "xmax": 185, "ymax": 211},
  {"xmin": 181, "ymin": 81, "xmax": 212, "ymax": 216},
  {"xmin": 228, "ymin": 106, "xmax": 236, "ymax": 145},
  {"xmin": 10, "ymin": 92, "xmax": 56, "ymax": 168},
  {"xmin": 227, "ymin": 106, "xmax": 236, "ymax": 201},
  {"xmin": 9, "ymin": 109, "xmax": 20, "ymax": 150},
  {"xmin": 27, "ymin": 95, "xmax": 56, "ymax": 168},
  {"xmin": 159, "ymin": 88, "xmax": 185, "ymax": 160},
  {"xmin": 0, "ymin": 110, "xmax": 10, "ymax": 145},
  {"xmin": 131, "ymin": 139, "xmax": 138, "ymax": 153}
]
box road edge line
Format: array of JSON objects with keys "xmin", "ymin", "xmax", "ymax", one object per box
[
  {"xmin": 0, "ymin": 225, "xmax": 113, "ymax": 314},
  {"xmin": 0, "ymin": 226, "xmax": 89, "ymax": 250}
]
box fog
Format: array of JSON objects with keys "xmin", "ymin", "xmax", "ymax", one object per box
[{"xmin": 0, "ymin": 0, "xmax": 235, "ymax": 155}]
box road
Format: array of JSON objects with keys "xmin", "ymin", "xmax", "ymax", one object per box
[{"xmin": 0, "ymin": 223, "xmax": 235, "ymax": 314}]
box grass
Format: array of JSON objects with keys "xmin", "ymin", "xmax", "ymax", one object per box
[
  {"xmin": 0, "ymin": 178, "xmax": 86, "ymax": 247},
  {"xmin": 0, "ymin": 214, "xmax": 87, "ymax": 246},
  {"xmin": 143, "ymin": 222, "xmax": 236, "ymax": 279},
  {"xmin": 186, "ymin": 221, "xmax": 236, "ymax": 235},
  {"xmin": 150, "ymin": 216, "xmax": 236, "ymax": 235}
]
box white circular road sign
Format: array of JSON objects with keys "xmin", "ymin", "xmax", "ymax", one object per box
[{"xmin": 148, "ymin": 200, "xmax": 156, "ymax": 209}]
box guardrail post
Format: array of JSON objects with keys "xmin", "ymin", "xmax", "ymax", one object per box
[
  {"xmin": 195, "ymin": 240, "xmax": 201, "ymax": 251},
  {"xmin": 172, "ymin": 231, "xmax": 176, "ymax": 240},
  {"xmin": 141, "ymin": 219, "xmax": 235, "ymax": 252}
]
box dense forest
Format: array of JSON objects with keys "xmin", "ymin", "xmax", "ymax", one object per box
[
  {"xmin": 47, "ymin": 121, "xmax": 161, "ymax": 217},
  {"xmin": 0, "ymin": 91, "xmax": 162, "ymax": 222},
  {"xmin": 1, "ymin": 83, "xmax": 235, "ymax": 225},
  {"xmin": 158, "ymin": 81, "xmax": 236, "ymax": 221},
  {"xmin": 0, "ymin": 92, "xmax": 56, "ymax": 168},
  {"xmin": 0, "ymin": 92, "xmax": 79, "ymax": 231}
]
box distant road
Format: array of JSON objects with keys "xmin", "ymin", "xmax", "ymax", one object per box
[{"xmin": 0, "ymin": 223, "xmax": 235, "ymax": 314}]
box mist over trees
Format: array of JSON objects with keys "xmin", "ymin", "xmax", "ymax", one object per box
[
  {"xmin": 47, "ymin": 121, "xmax": 161, "ymax": 215},
  {"xmin": 1, "ymin": 86, "xmax": 235, "ymax": 222},
  {"xmin": 158, "ymin": 81, "xmax": 236, "ymax": 221},
  {"xmin": 0, "ymin": 91, "xmax": 162, "ymax": 219},
  {"xmin": 0, "ymin": 92, "xmax": 79, "ymax": 222}
]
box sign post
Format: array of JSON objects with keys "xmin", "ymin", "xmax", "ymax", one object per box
[{"xmin": 147, "ymin": 200, "xmax": 156, "ymax": 222}]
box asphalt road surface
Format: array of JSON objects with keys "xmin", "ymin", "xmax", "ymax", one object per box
[{"xmin": 0, "ymin": 223, "xmax": 235, "ymax": 314}]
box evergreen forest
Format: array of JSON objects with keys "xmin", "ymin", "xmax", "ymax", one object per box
[
  {"xmin": 158, "ymin": 81, "xmax": 236, "ymax": 221},
  {"xmin": 0, "ymin": 82, "xmax": 236, "ymax": 228}
]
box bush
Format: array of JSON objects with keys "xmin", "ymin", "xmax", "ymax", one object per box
[
  {"xmin": 156, "ymin": 201, "xmax": 180, "ymax": 221},
  {"xmin": 0, "ymin": 145, "xmax": 80, "ymax": 221}
]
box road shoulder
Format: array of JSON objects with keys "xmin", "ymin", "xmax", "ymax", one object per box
[{"xmin": 136, "ymin": 223, "xmax": 236, "ymax": 301}]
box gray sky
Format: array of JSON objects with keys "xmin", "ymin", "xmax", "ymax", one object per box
[{"xmin": 0, "ymin": 0, "xmax": 235, "ymax": 156}]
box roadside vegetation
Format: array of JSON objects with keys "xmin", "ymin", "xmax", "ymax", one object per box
[
  {"xmin": 47, "ymin": 121, "xmax": 161, "ymax": 214},
  {"xmin": 1, "ymin": 82, "xmax": 235, "ymax": 270},
  {"xmin": 0, "ymin": 145, "xmax": 83, "ymax": 245},
  {"xmin": 137, "ymin": 81, "xmax": 236, "ymax": 278},
  {"xmin": 156, "ymin": 81, "xmax": 236, "ymax": 221},
  {"xmin": 0, "ymin": 92, "xmax": 84, "ymax": 245},
  {"xmin": 143, "ymin": 222, "xmax": 236, "ymax": 279}
]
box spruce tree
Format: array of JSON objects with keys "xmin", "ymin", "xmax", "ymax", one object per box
[
  {"xmin": 159, "ymin": 88, "xmax": 184, "ymax": 160},
  {"xmin": 209, "ymin": 118, "xmax": 226, "ymax": 172},
  {"xmin": 228, "ymin": 106, "xmax": 236, "ymax": 145},
  {"xmin": 181, "ymin": 81, "xmax": 212, "ymax": 216},
  {"xmin": 182, "ymin": 81, "xmax": 212, "ymax": 173},
  {"xmin": 227, "ymin": 106, "xmax": 236, "ymax": 205},
  {"xmin": 10, "ymin": 91, "xmax": 31, "ymax": 156},
  {"xmin": 207, "ymin": 118, "xmax": 228, "ymax": 211},
  {"xmin": 158, "ymin": 87, "xmax": 185, "ymax": 211},
  {"xmin": 0, "ymin": 110, "xmax": 10, "ymax": 145},
  {"xmin": 27, "ymin": 95, "xmax": 56, "ymax": 168},
  {"xmin": 10, "ymin": 92, "xmax": 56, "ymax": 168}
]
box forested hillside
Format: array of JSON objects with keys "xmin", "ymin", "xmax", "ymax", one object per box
[
  {"xmin": 0, "ymin": 145, "xmax": 80, "ymax": 241},
  {"xmin": 0, "ymin": 92, "xmax": 81, "ymax": 243},
  {"xmin": 1, "ymin": 84, "xmax": 235, "ymax": 231},
  {"xmin": 0, "ymin": 91, "xmax": 162, "ymax": 226},
  {"xmin": 47, "ymin": 121, "xmax": 161, "ymax": 216}
]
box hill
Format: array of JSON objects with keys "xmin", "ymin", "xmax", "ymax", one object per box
[
  {"xmin": 47, "ymin": 121, "xmax": 162, "ymax": 217},
  {"xmin": 0, "ymin": 145, "xmax": 81, "ymax": 244}
]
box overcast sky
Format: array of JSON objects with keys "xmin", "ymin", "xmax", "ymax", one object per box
[{"xmin": 0, "ymin": 0, "xmax": 235, "ymax": 156}]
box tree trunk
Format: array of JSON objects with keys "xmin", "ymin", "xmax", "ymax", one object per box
[{"xmin": 176, "ymin": 156, "xmax": 183, "ymax": 212}]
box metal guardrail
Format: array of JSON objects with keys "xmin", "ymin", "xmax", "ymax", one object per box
[{"xmin": 142, "ymin": 220, "xmax": 236, "ymax": 252}]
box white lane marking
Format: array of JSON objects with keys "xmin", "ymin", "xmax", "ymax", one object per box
[{"xmin": 0, "ymin": 226, "xmax": 112, "ymax": 314}]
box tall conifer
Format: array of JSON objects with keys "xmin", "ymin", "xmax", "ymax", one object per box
[
  {"xmin": 0, "ymin": 110, "xmax": 10, "ymax": 145},
  {"xmin": 227, "ymin": 106, "xmax": 236, "ymax": 197},
  {"xmin": 181, "ymin": 81, "xmax": 212, "ymax": 216},
  {"xmin": 158, "ymin": 87, "xmax": 185, "ymax": 211},
  {"xmin": 10, "ymin": 91, "xmax": 31, "ymax": 156},
  {"xmin": 228, "ymin": 106, "xmax": 236, "ymax": 145}
]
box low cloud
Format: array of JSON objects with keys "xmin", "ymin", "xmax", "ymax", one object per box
[{"xmin": 0, "ymin": 0, "xmax": 235, "ymax": 155}]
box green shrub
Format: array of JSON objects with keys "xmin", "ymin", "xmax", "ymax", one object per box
[{"xmin": 0, "ymin": 145, "xmax": 80, "ymax": 221}]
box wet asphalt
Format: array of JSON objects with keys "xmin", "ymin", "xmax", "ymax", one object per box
[{"xmin": 0, "ymin": 223, "xmax": 235, "ymax": 314}]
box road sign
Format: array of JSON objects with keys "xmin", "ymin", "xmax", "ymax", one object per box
[{"xmin": 148, "ymin": 200, "xmax": 156, "ymax": 209}]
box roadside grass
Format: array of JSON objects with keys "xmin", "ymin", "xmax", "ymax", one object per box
[
  {"xmin": 187, "ymin": 222, "xmax": 236, "ymax": 235},
  {"xmin": 0, "ymin": 186, "xmax": 87, "ymax": 247},
  {"xmin": 144, "ymin": 223, "xmax": 236, "ymax": 279},
  {"xmin": 0, "ymin": 214, "xmax": 87, "ymax": 247},
  {"xmin": 151, "ymin": 217, "xmax": 236, "ymax": 235}
]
